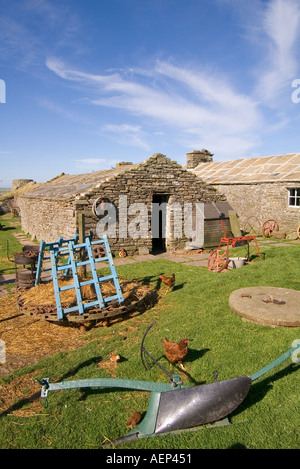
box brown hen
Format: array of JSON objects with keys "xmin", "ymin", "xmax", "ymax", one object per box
[
  {"xmin": 159, "ymin": 273, "xmax": 175, "ymax": 294},
  {"xmin": 163, "ymin": 337, "xmax": 189, "ymax": 369},
  {"xmin": 126, "ymin": 411, "xmax": 142, "ymax": 429},
  {"xmin": 109, "ymin": 352, "xmax": 120, "ymax": 363}
]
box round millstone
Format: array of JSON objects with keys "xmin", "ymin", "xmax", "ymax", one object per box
[{"xmin": 229, "ymin": 286, "xmax": 300, "ymax": 327}]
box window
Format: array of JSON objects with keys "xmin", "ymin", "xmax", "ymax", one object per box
[{"xmin": 288, "ymin": 188, "xmax": 300, "ymax": 207}]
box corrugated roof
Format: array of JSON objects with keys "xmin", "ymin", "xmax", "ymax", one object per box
[
  {"xmin": 22, "ymin": 164, "xmax": 138, "ymax": 200},
  {"xmin": 189, "ymin": 153, "xmax": 300, "ymax": 184}
]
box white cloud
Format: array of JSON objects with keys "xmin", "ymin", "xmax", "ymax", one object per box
[
  {"xmin": 43, "ymin": 1, "xmax": 300, "ymax": 161},
  {"xmin": 100, "ymin": 123, "xmax": 151, "ymax": 151},
  {"xmin": 74, "ymin": 158, "xmax": 118, "ymax": 171},
  {"xmin": 153, "ymin": 61, "xmax": 259, "ymax": 134},
  {"xmin": 46, "ymin": 57, "xmax": 262, "ymax": 159},
  {"xmin": 0, "ymin": 2, "xmax": 84, "ymax": 70},
  {"xmin": 255, "ymin": 0, "xmax": 300, "ymax": 103},
  {"xmin": 38, "ymin": 98, "xmax": 94, "ymax": 126}
]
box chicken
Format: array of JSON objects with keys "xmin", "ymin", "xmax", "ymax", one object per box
[
  {"xmin": 97, "ymin": 352, "xmax": 120, "ymax": 377},
  {"xmin": 119, "ymin": 248, "xmax": 127, "ymax": 258},
  {"xmin": 163, "ymin": 337, "xmax": 189, "ymax": 370},
  {"xmin": 126, "ymin": 411, "xmax": 142, "ymax": 429},
  {"xmin": 109, "ymin": 352, "xmax": 120, "ymax": 363},
  {"xmin": 159, "ymin": 273, "xmax": 175, "ymax": 294}
]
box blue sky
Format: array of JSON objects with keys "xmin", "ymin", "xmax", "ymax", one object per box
[{"xmin": 1, "ymin": 0, "xmax": 300, "ymax": 187}]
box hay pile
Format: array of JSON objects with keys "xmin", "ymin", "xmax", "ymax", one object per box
[
  {"xmin": 0, "ymin": 295, "xmax": 83, "ymax": 378},
  {"xmin": 19, "ymin": 277, "xmax": 114, "ymax": 313},
  {"xmin": 19, "ymin": 277, "xmax": 152, "ymax": 315}
]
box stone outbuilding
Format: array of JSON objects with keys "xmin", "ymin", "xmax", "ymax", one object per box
[
  {"xmin": 188, "ymin": 151, "xmax": 300, "ymax": 237},
  {"xmin": 19, "ymin": 153, "xmax": 231, "ymax": 254}
]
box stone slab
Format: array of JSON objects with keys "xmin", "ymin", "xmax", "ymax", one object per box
[
  {"xmin": 114, "ymin": 258, "xmax": 136, "ymax": 266},
  {"xmin": 160, "ymin": 256, "xmax": 191, "ymax": 263},
  {"xmin": 229, "ymin": 286, "xmax": 300, "ymax": 327},
  {"xmin": 133, "ymin": 254, "xmax": 157, "ymax": 261},
  {"xmin": 0, "ymin": 274, "xmax": 15, "ymax": 285},
  {"xmin": 182, "ymin": 260, "xmax": 209, "ymax": 267}
]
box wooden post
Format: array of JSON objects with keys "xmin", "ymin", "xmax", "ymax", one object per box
[
  {"xmin": 78, "ymin": 213, "xmax": 87, "ymax": 278},
  {"xmin": 78, "ymin": 213, "xmax": 85, "ymax": 244}
]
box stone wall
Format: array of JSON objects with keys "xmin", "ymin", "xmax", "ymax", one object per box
[
  {"xmin": 0, "ymin": 196, "xmax": 14, "ymax": 214},
  {"xmin": 212, "ymin": 182, "xmax": 300, "ymax": 235},
  {"xmin": 75, "ymin": 153, "xmax": 226, "ymax": 254},
  {"xmin": 18, "ymin": 197, "xmax": 76, "ymax": 242},
  {"xmin": 19, "ymin": 153, "xmax": 227, "ymax": 250},
  {"xmin": 11, "ymin": 179, "xmax": 34, "ymax": 192}
]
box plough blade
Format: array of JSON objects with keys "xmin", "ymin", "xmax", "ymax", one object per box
[
  {"xmin": 102, "ymin": 377, "xmax": 251, "ymax": 446},
  {"xmin": 154, "ymin": 376, "xmax": 251, "ymax": 434}
]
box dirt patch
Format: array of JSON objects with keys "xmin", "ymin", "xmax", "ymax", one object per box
[{"xmin": 0, "ymin": 294, "xmax": 86, "ymax": 417}]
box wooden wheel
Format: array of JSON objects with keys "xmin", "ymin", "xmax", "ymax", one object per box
[
  {"xmin": 262, "ymin": 219, "xmax": 279, "ymax": 237},
  {"xmin": 208, "ymin": 248, "xmax": 228, "ymax": 272},
  {"xmin": 297, "ymin": 224, "xmax": 300, "ymax": 239},
  {"xmin": 92, "ymin": 245, "xmax": 105, "ymax": 258}
]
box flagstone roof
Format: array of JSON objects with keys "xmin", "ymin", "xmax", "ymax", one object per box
[
  {"xmin": 22, "ymin": 163, "xmax": 138, "ymax": 200},
  {"xmin": 190, "ymin": 153, "xmax": 300, "ymax": 184}
]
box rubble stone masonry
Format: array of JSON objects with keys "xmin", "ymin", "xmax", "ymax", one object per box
[
  {"xmin": 19, "ymin": 153, "xmax": 226, "ymax": 253},
  {"xmin": 212, "ymin": 182, "xmax": 300, "ymax": 235}
]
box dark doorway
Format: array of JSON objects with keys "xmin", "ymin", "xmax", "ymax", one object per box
[{"xmin": 151, "ymin": 193, "xmax": 169, "ymax": 253}]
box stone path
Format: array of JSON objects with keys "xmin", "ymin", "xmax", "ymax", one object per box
[
  {"xmin": 0, "ymin": 245, "xmax": 209, "ymax": 292},
  {"xmin": 12, "ymin": 233, "xmax": 32, "ymax": 245},
  {"xmin": 114, "ymin": 250, "xmax": 210, "ymax": 268},
  {"xmin": 1, "ymin": 235, "xmax": 299, "ymax": 291}
]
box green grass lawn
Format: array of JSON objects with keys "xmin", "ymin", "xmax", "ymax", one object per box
[
  {"xmin": 0, "ymin": 213, "xmax": 23, "ymax": 275},
  {"xmin": 0, "ymin": 216, "xmax": 299, "ymax": 449}
]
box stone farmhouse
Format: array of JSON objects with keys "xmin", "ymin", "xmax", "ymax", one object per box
[
  {"xmin": 18, "ymin": 152, "xmax": 231, "ymax": 255},
  {"xmin": 188, "ymin": 151, "xmax": 300, "ymax": 236}
]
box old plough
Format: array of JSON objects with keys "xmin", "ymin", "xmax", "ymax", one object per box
[{"xmin": 37, "ymin": 332, "xmax": 300, "ymax": 446}]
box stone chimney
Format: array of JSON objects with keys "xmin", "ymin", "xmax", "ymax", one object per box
[
  {"xmin": 186, "ymin": 149, "xmax": 213, "ymax": 169},
  {"xmin": 11, "ymin": 179, "xmax": 34, "ymax": 192},
  {"xmin": 116, "ymin": 162, "xmax": 133, "ymax": 168}
]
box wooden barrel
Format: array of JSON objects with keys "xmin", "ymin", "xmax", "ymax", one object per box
[{"xmin": 16, "ymin": 269, "xmax": 36, "ymax": 289}]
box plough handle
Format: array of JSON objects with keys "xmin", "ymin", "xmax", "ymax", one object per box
[
  {"xmin": 38, "ymin": 377, "xmax": 183, "ymax": 398},
  {"xmin": 140, "ymin": 321, "xmax": 183, "ymax": 386},
  {"xmin": 250, "ymin": 340, "xmax": 300, "ymax": 382}
]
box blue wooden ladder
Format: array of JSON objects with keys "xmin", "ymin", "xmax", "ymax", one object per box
[
  {"xmin": 90, "ymin": 234, "xmax": 124, "ymax": 306},
  {"xmin": 35, "ymin": 234, "xmax": 79, "ymax": 286},
  {"xmin": 36, "ymin": 233, "xmax": 124, "ymax": 320}
]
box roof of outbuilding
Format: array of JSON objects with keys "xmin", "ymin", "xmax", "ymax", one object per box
[
  {"xmin": 21, "ymin": 153, "xmax": 192, "ymax": 201},
  {"xmin": 189, "ymin": 153, "xmax": 300, "ymax": 184},
  {"xmin": 22, "ymin": 163, "xmax": 138, "ymax": 200}
]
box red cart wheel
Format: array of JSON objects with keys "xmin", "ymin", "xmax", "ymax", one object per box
[
  {"xmin": 262, "ymin": 219, "xmax": 279, "ymax": 237},
  {"xmin": 208, "ymin": 248, "xmax": 228, "ymax": 272}
]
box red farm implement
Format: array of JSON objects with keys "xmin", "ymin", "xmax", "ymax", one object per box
[{"xmin": 208, "ymin": 219, "xmax": 262, "ymax": 272}]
